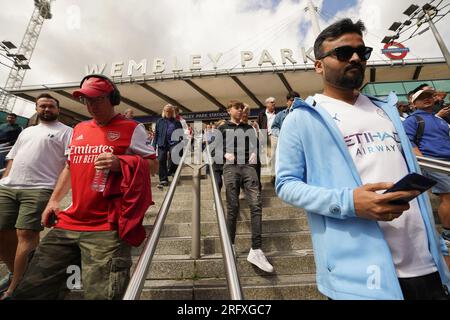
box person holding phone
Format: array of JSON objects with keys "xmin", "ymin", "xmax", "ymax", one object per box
[
  {"xmin": 276, "ymin": 19, "xmax": 449, "ymax": 300},
  {"xmin": 403, "ymin": 89, "xmax": 450, "ymax": 247}
]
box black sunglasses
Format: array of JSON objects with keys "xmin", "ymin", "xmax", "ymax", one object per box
[{"xmin": 318, "ymin": 45, "xmax": 373, "ymax": 62}]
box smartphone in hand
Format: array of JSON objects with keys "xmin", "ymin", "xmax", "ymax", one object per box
[{"xmin": 383, "ymin": 173, "xmax": 437, "ymax": 205}]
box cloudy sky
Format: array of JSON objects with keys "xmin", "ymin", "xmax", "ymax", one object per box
[{"xmin": 0, "ymin": 0, "xmax": 449, "ymax": 116}]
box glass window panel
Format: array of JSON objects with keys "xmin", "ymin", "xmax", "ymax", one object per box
[
  {"xmin": 431, "ymin": 80, "xmax": 450, "ymax": 92},
  {"xmin": 374, "ymin": 82, "xmax": 405, "ymax": 96},
  {"xmin": 362, "ymin": 84, "xmax": 376, "ymax": 96},
  {"xmin": 403, "ymin": 81, "xmax": 427, "ymax": 93}
]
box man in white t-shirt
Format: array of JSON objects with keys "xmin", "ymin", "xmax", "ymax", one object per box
[
  {"xmin": 0, "ymin": 93, "xmax": 72, "ymax": 299},
  {"xmin": 257, "ymin": 97, "xmax": 277, "ymax": 183},
  {"xmin": 276, "ymin": 19, "xmax": 449, "ymax": 300}
]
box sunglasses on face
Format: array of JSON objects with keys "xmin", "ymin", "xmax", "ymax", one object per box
[{"xmin": 318, "ymin": 45, "xmax": 373, "ymax": 62}]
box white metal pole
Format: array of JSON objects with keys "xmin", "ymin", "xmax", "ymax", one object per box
[
  {"xmin": 425, "ymin": 9, "xmax": 450, "ymax": 70},
  {"xmin": 307, "ymin": 0, "xmax": 321, "ymax": 38}
]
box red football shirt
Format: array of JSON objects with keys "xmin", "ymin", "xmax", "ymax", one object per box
[{"xmin": 56, "ymin": 114, "xmax": 156, "ymax": 231}]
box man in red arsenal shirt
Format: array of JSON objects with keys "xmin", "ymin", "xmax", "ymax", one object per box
[{"xmin": 13, "ymin": 75, "xmax": 158, "ymax": 300}]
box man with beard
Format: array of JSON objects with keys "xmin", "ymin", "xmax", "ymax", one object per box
[
  {"xmin": 275, "ymin": 19, "xmax": 449, "ymax": 300},
  {"xmin": 0, "ymin": 93, "xmax": 72, "ymax": 299}
]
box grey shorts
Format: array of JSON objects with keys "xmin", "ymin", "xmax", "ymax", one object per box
[{"xmin": 422, "ymin": 168, "xmax": 450, "ymax": 194}]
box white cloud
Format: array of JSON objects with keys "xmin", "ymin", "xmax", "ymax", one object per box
[
  {"xmin": 0, "ymin": 0, "xmax": 448, "ymax": 93},
  {"xmin": 319, "ymin": 0, "xmax": 450, "ymax": 61},
  {"xmin": 0, "ymin": 0, "xmax": 316, "ymax": 88}
]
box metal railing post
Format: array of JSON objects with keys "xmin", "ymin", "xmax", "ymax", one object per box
[
  {"xmin": 204, "ymin": 142, "xmax": 244, "ymax": 300},
  {"xmin": 123, "ymin": 140, "xmax": 191, "ymax": 300},
  {"xmin": 417, "ymin": 156, "xmax": 450, "ymax": 175},
  {"xmin": 190, "ymin": 127, "xmax": 207, "ymax": 260},
  {"xmin": 191, "ymin": 164, "xmax": 201, "ymax": 259}
]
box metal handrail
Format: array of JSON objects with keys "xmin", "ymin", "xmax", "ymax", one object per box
[
  {"xmin": 123, "ymin": 139, "xmax": 191, "ymax": 300},
  {"xmin": 417, "ymin": 156, "xmax": 450, "ymax": 174},
  {"xmin": 204, "ymin": 142, "xmax": 244, "ymax": 300},
  {"xmin": 0, "ymin": 146, "xmax": 12, "ymax": 153}
]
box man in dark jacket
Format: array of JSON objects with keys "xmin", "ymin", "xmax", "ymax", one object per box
[
  {"xmin": 0, "ymin": 113, "xmax": 22, "ymax": 169},
  {"xmin": 0, "ymin": 113, "xmax": 22, "ymax": 146},
  {"xmin": 220, "ymin": 100, "xmax": 274, "ymax": 273},
  {"xmin": 152, "ymin": 104, "xmax": 183, "ymax": 188}
]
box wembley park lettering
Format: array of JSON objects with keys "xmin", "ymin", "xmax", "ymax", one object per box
[{"xmin": 85, "ymin": 48, "xmax": 316, "ymax": 77}]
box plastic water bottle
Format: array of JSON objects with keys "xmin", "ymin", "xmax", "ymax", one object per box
[{"xmin": 91, "ymin": 169, "xmax": 110, "ymax": 192}]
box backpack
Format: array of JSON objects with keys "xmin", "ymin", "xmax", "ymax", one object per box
[{"xmin": 414, "ymin": 115, "xmax": 425, "ymax": 147}]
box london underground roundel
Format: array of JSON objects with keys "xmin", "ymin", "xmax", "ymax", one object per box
[{"xmin": 382, "ymin": 42, "xmax": 409, "ymax": 60}]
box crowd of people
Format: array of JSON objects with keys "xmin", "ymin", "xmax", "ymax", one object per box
[{"xmin": 0, "ymin": 18, "xmax": 449, "ymax": 300}]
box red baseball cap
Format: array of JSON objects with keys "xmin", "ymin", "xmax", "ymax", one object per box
[{"xmin": 73, "ymin": 76, "xmax": 114, "ymax": 98}]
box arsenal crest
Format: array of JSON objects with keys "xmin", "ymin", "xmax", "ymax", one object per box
[{"xmin": 107, "ymin": 131, "xmax": 120, "ymax": 141}]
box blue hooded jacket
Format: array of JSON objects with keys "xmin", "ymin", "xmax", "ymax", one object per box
[{"xmin": 275, "ymin": 93, "xmax": 450, "ymax": 300}]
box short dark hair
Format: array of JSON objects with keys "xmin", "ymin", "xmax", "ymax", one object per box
[
  {"xmin": 7, "ymin": 113, "xmax": 17, "ymax": 118},
  {"xmin": 286, "ymin": 91, "xmax": 300, "ymax": 101},
  {"xmin": 314, "ymin": 19, "xmax": 366, "ymax": 59},
  {"xmin": 227, "ymin": 100, "xmax": 244, "ymax": 110},
  {"xmin": 36, "ymin": 93, "xmax": 60, "ymax": 108}
]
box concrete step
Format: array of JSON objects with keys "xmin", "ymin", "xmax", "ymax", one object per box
[
  {"xmin": 151, "ymin": 196, "xmax": 288, "ymax": 211},
  {"xmin": 150, "ymin": 184, "xmax": 276, "ymax": 196},
  {"xmin": 140, "ymin": 250, "xmax": 315, "ymax": 280},
  {"xmin": 132, "ymin": 231, "xmax": 313, "ymax": 256},
  {"xmin": 151, "ymin": 189, "xmax": 277, "ymax": 201},
  {"xmin": 151, "ymin": 174, "xmax": 274, "ymax": 185},
  {"xmin": 0, "ymin": 263, "xmax": 8, "ymax": 278},
  {"xmin": 153, "ymin": 217, "xmax": 309, "ymax": 238},
  {"xmin": 144, "ymin": 206, "xmax": 306, "ymax": 224},
  {"xmin": 140, "ymin": 274, "xmax": 324, "ymax": 300}
]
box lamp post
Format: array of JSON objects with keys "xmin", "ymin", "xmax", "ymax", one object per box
[{"xmin": 382, "ymin": 2, "xmax": 450, "ymax": 69}]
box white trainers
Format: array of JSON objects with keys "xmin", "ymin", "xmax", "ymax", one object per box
[{"xmin": 247, "ymin": 248, "xmax": 274, "ymax": 273}]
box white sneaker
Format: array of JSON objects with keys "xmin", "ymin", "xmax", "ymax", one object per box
[{"xmin": 247, "ymin": 248, "xmax": 274, "ymax": 273}]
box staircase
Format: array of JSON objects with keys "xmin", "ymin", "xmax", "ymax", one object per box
[
  {"xmin": 136, "ymin": 168, "xmax": 324, "ymax": 300},
  {"xmin": 0, "ymin": 169, "xmax": 445, "ymax": 300}
]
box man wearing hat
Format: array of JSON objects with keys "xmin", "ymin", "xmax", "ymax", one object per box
[
  {"xmin": 12, "ymin": 74, "xmax": 158, "ymax": 300},
  {"xmin": 404, "ymin": 89, "xmax": 450, "ymax": 245}
]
